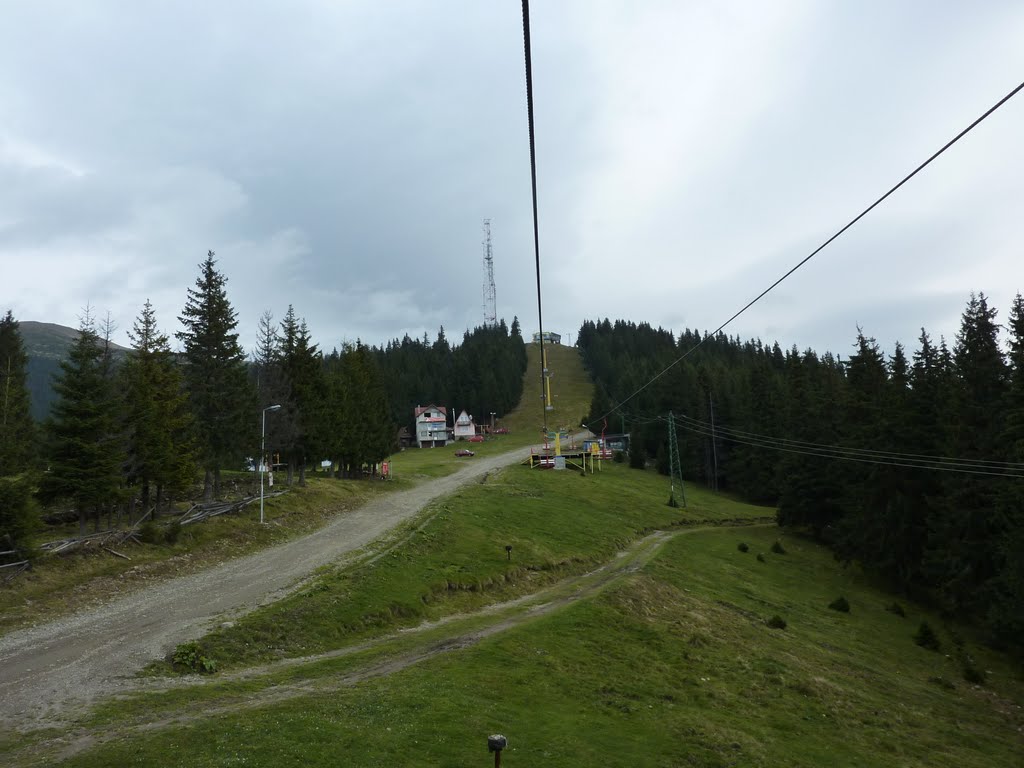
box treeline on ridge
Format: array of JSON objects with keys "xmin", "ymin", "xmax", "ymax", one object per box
[
  {"xmin": 0, "ymin": 252, "xmax": 527, "ymax": 550},
  {"xmin": 578, "ymin": 292, "xmax": 1024, "ymax": 651}
]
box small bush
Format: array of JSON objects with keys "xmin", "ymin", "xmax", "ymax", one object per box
[
  {"xmin": 612, "ymin": 450, "xmax": 625, "ymax": 464},
  {"xmin": 962, "ymin": 664, "xmax": 986, "ymax": 685},
  {"xmin": 138, "ymin": 520, "xmax": 161, "ymax": 544},
  {"xmin": 913, "ymin": 621, "xmax": 941, "ymax": 651},
  {"xmin": 172, "ymin": 641, "xmax": 217, "ymax": 674},
  {"xmin": 828, "ymin": 596, "xmax": 850, "ymax": 613},
  {"xmin": 737, "ymin": 542, "xmax": 749, "ymax": 553},
  {"xmin": 770, "ymin": 540, "xmax": 787, "ymax": 555},
  {"xmin": 767, "ymin": 615, "xmax": 787, "ymax": 630},
  {"xmin": 885, "ymin": 602, "xmax": 906, "ymax": 617},
  {"xmin": 756, "ymin": 553, "xmax": 766, "ymax": 563},
  {"xmin": 629, "ymin": 446, "xmax": 647, "ymax": 470},
  {"xmin": 164, "ymin": 519, "xmax": 182, "ymax": 544}
]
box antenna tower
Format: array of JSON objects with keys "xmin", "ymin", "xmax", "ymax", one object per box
[{"xmin": 482, "ymin": 219, "xmax": 497, "ymax": 326}]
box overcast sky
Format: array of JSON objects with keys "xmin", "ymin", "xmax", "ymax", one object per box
[{"xmin": 2, "ymin": 1, "xmax": 1023, "ymax": 359}]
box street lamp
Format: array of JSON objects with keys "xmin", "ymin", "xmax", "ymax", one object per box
[{"xmin": 260, "ymin": 404, "xmax": 282, "ymax": 524}]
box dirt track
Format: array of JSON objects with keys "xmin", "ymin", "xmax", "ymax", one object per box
[{"xmin": 0, "ymin": 446, "xmax": 532, "ymax": 732}]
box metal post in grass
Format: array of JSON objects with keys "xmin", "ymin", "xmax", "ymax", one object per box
[
  {"xmin": 260, "ymin": 404, "xmax": 282, "ymax": 524},
  {"xmin": 488, "ymin": 734, "xmax": 507, "ymax": 767}
]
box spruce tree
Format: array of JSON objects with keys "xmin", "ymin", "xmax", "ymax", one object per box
[
  {"xmin": 0, "ymin": 310, "xmax": 36, "ymax": 474},
  {"xmin": 40, "ymin": 312, "xmax": 126, "ymax": 534},
  {"xmin": 253, "ymin": 309, "xmax": 299, "ymax": 481},
  {"xmin": 280, "ymin": 307, "xmax": 324, "ymax": 485},
  {"xmin": 121, "ymin": 300, "xmax": 197, "ymax": 513},
  {"xmin": 928, "ymin": 293, "xmax": 1009, "ymax": 614},
  {"xmin": 989, "ymin": 293, "xmax": 1024, "ymax": 643},
  {"xmin": 176, "ymin": 252, "xmax": 256, "ymax": 499}
]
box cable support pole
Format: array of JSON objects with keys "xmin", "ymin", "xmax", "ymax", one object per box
[
  {"xmin": 521, "ymin": 0, "xmax": 548, "ymax": 436},
  {"xmin": 590, "ymin": 77, "xmax": 1024, "ymax": 427},
  {"xmin": 709, "ymin": 393, "xmax": 719, "ymax": 492}
]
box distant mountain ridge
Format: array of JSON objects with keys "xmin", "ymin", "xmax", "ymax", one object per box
[{"xmin": 20, "ymin": 321, "xmax": 130, "ymax": 421}]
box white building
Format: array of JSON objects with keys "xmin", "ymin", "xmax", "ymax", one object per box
[
  {"xmin": 453, "ymin": 409, "xmax": 477, "ymax": 440},
  {"xmin": 414, "ymin": 405, "xmax": 450, "ymax": 448}
]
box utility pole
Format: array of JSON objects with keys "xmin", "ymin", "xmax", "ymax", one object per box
[
  {"xmin": 709, "ymin": 393, "xmax": 719, "ymax": 492},
  {"xmin": 666, "ymin": 411, "xmax": 687, "ymax": 508}
]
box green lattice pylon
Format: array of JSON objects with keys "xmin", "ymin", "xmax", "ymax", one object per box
[{"xmin": 667, "ymin": 411, "xmax": 686, "ymax": 508}]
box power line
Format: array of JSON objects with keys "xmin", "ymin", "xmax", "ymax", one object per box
[
  {"xmin": 664, "ymin": 411, "xmax": 1024, "ymax": 472},
  {"xmin": 521, "ymin": 0, "xmax": 549, "ymax": 434},
  {"xmin": 590, "ymin": 77, "xmax": 1024, "ymax": 426},
  {"xmin": 672, "ymin": 417, "xmax": 1024, "ymax": 479}
]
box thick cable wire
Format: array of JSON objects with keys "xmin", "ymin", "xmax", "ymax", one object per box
[
  {"xmin": 590, "ymin": 78, "xmax": 1024, "ymax": 427},
  {"xmin": 522, "ymin": 0, "xmax": 548, "ymax": 434}
]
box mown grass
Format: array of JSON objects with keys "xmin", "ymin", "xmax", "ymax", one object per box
[
  {"xmin": 62, "ymin": 525, "xmax": 1024, "ymax": 768},
  {"xmin": 502, "ymin": 342, "xmax": 593, "ymax": 441},
  {"xmin": 163, "ymin": 464, "xmax": 763, "ymax": 671}
]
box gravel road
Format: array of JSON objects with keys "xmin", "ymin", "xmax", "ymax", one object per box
[{"xmin": 0, "ymin": 446, "xmax": 532, "ymax": 731}]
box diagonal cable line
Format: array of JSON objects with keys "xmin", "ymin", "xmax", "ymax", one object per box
[{"xmin": 589, "ymin": 78, "xmax": 1024, "ymax": 427}]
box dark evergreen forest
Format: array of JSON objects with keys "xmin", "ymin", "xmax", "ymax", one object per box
[
  {"xmin": 0, "ymin": 254, "xmax": 527, "ymax": 557},
  {"xmin": 578, "ymin": 292, "xmax": 1024, "ymax": 651}
]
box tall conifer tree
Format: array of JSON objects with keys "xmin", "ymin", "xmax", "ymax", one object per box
[
  {"xmin": 122, "ymin": 300, "xmax": 197, "ymax": 512},
  {"xmin": 40, "ymin": 312, "xmax": 126, "ymax": 534},
  {"xmin": 0, "ymin": 310, "xmax": 35, "ymax": 473},
  {"xmin": 176, "ymin": 252, "xmax": 255, "ymax": 499}
]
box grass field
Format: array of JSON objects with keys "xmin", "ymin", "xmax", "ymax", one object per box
[
  {"xmin": 154, "ymin": 463, "xmax": 766, "ymax": 672},
  {"xmin": 0, "ymin": 343, "xmax": 593, "ymax": 636},
  {"xmin": 50, "ymin": 479, "xmax": 1023, "ymax": 767}
]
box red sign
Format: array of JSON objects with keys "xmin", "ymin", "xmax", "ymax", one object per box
[{"xmin": 381, "ymin": 462, "xmax": 389, "ymax": 477}]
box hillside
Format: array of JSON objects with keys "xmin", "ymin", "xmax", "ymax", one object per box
[
  {"xmin": 14, "ymin": 467, "xmax": 1021, "ymax": 767},
  {"xmin": 19, "ymin": 321, "xmax": 130, "ymax": 420},
  {"xmin": 501, "ymin": 341, "xmax": 592, "ymax": 438}
]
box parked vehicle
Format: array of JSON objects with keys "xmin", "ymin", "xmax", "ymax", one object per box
[
  {"xmin": 468, "ymin": 434, "xmax": 484, "ymax": 443},
  {"xmin": 455, "ymin": 448, "xmax": 475, "ymax": 457}
]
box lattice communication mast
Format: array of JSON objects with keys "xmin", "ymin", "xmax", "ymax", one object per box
[{"xmin": 482, "ymin": 219, "xmax": 497, "ymax": 326}]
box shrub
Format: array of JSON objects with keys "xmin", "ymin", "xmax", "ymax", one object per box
[
  {"xmin": 756, "ymin": 553, "xmax": 766, "ymax": 563},
  {"xmin": 913, "ymin": 621, "xmax": 941, "ymax": 651},
  {"xmin": 737, "ymin": 542, "xmax": 749, "ymax": 553},
  {"xmin": 171, "ymin": 641, "xmax": 217, "ymax": 674},
  {"xmin": 0, "ymin": 475, "xmax": 39, "ymax": 562},
  {"xmin": 885, "ymin": 602, "xmax": 906, "ymax": 617},
  {"xmin": 828, "ymin": 596, "xmax": 850, "ymax": 613},
  {"xmin": 962, "ymin": 664, "xmax": 986, "ymax": 685},
  {"xmin": 138, "ymin": 520, "xmax": 161, "ymax": 544},
  {"xmin": 629, "ymin": 445, "xmax": 647, "ymax": 470},
  {"xmin": 767, "ymin": 615, "xmax": 787, "ymax": 630},
  {"xmin": 164, "ymin": 519, "xmax": 182, "ymax": 544},
  {"xmin": 770, "ymin": 540, "xmax": 787, "ymax": 555},
  {"xmin": 612, "ymin": 450, "xmax": 625, "ymax": 464}
]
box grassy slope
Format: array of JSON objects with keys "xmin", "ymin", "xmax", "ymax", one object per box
[
  {"xmin": 1, "ymin": 343, "xmax": 591, "ymax": 635},
  {"xmin": 172, "ymin": 465, "xmax": 762, "ymax": 670},
  {"xmin": 61, "ymin": 506, "xmax": 1023, "ymax": 767}
]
